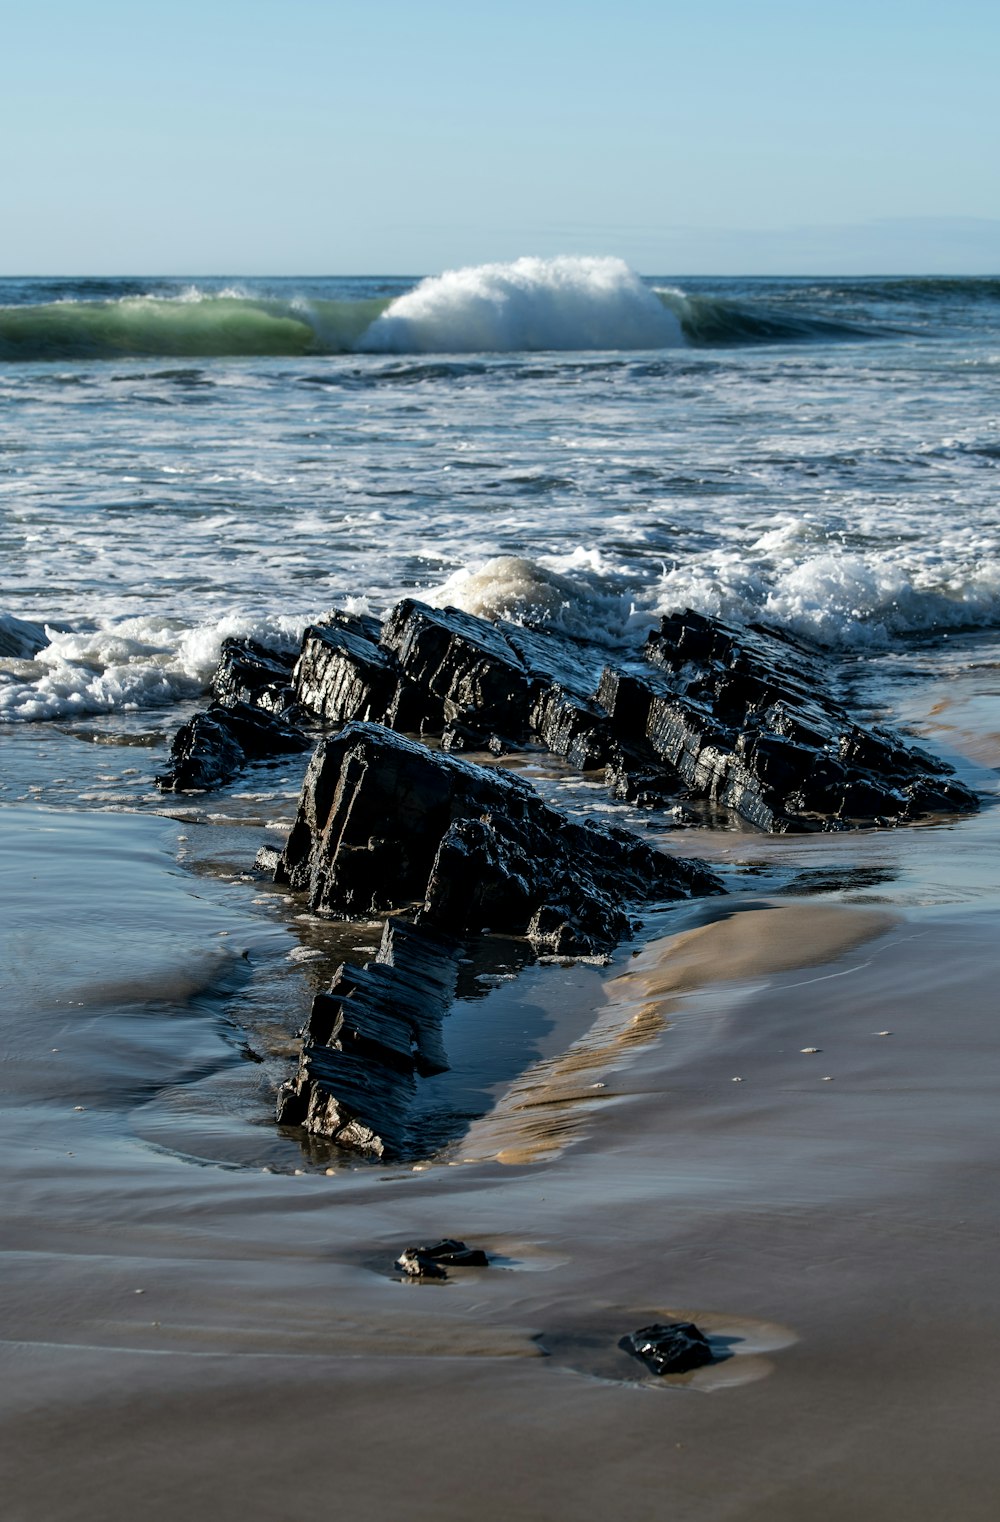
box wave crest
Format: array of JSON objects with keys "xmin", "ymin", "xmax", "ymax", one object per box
[
  {"xmin": 357, "ymin": 256, "xmax": 684, "ymax": 355},
  {"xmin": 425, "ymin": 551, "xmax": 651, "ymax": 645}
]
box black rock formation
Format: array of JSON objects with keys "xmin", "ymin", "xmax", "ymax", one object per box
[
  {"xmin": 275, "ymin": 918, "xmax": 461, "ymax": 1158},
  {"xmin": 596, "ymin": 610, "xmax": 979, "ymax": 830},
  {"xmin": 157, "ymin": 634, "xmax": 310, "ymax": 791},
  {"xmin": 293, "ymin": 611, "xmax": 407, "ymax": 726},
  {"xmin": 621, "ymin": 1320, "xmax": 715, "ymax": 1376},
  {"xmin": 291, "ymin": 597, "xmax": 609, "ymax": 759},
  {"xmin": 156, "ymin": 700, "xmax": 309, "ymax": 792},
  {"xmin": 272, "ymin": 722, "xmax": 720, "ymax": 953},
  {"xmin": 210, "ymin": 636, "xmax": 298, "ymax": 713},
  {"xmin": 164, "ymin": 600, "xmax": 977, "ymax": 830}
]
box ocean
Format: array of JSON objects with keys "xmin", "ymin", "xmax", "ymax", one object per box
[
  {"xmin": 3, "ymin": 257, "xmax": 1000, "ymax": 741},
  {"xmin": 4, "ymin": 256, "xmax": 1000, "ymax": 1520}
]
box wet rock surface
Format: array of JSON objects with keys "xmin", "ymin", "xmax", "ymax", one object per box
[
  {"xmin": 621, "ymin": 1320, "xmax": 716, "ymax": 1376},
  {"xmin": 272, "ymin": 722, "xmax": 720, "ymax": 953},
  {"xmin": 294, "ymin": 612, "xmax": 403, "ymax": 726},
  {"xmin": 162, "ymin": 602, "xmax": 977, "ymax": 1160},
  {"xmin": 395, "ymin": 1240, "xmax": 490, "ymax": 1279},
  {"xmin": 157, "ymin": 635, "xmax": 310, "ymax": 791},
  {"xmin": 210, "ymin": 637, "xmax": 298, "ymax": 714},
  {"xmin": 270, "ymin": 722, "xmax": 718, "ymax": 1157},
  {"xmin": 155, "ymin": 700, "xmax": 309, "ymax": 792},
  {"xmin": 162, "ymin": 601, "xmax": 977, "ymax": 831},
  {"xmin": 275, "ymin": 918, "xmax": 461, "ymax": 1158},
  {"xmin": 616, "ymin": 610, "xmax": 980, "ymax": 830}
]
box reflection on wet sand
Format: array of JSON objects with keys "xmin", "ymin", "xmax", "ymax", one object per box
[{"xmin": 458, "ymin": 903, "xmax": 896, "ymax": 1166}]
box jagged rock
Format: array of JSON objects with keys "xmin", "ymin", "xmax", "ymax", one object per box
[
  {"xmin": 156, "ymin": 700, "xmax": 309, "ymax": 792},
  {"xmin": 272, "ymin": 722, "xmax": 720, "ymax": 951},
  {"xmin": 395, "ymin": 1240, "xmax": 489, "ymax": 1278},
  {"xmin": 210, "ymin": 637, "xmax": 298, "ymax": 713},
  {"xmin": 595, "ymin": 610, "xmax": 979, "ymax": 830},
  {"xmin": 275, "ymin": 919, "xmax": 460, "ymax": 1157},
  {"xmin": 293, "ymin": 612, "xmax": 410, "ymax": 726},
  {"xmin": 529, "ymin": 684, "xmax": 610, "ymax": 770},
  {"xmin": 270, "ymin": 725, "xmax": 715, "ymax": 1157},
  {"xmin": 380, "ymin": 599, "xmax": 533, "ymax": 736},
  {"xmin": 621, "ymin": 1321, "xmax": 715, "ymax": 1376},
  {"xmin": 167, "ymin": 599, "xmax": 977, "ymax": 834},
  {"xmin": 379, "ymin": 599, "xmax": 607, "ymax": 752}
]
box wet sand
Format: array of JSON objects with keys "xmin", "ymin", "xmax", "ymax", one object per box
[{"xmin": 3, "ymin": 665, "xmax": 1000, "ymax": 1521}]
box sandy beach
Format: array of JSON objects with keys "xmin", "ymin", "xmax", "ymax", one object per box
[{"xmin": 2, "ymin": 654, "xmax": 999, "ymax": 1521}]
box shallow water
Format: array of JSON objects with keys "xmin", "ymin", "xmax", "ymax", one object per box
[{"xmin": 4, "ymin": 258, "xmax": 1000, "ymax": 1518}]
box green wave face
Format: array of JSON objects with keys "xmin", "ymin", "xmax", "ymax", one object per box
[
  {"xmin": 0, "ymin": 275, "xmax": 897, "ymax": 361},
  {"xmin": 0, "ymin": 295, "xmax": 390, "ymax": 360},
  {"xmin": 657, "ymin": 289, "xmax": 874, "ymax": 345}
]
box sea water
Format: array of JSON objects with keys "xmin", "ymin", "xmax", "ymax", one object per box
[{"xmin": 2, "ymin": 256, "xmax": 999, "ymax": 737}]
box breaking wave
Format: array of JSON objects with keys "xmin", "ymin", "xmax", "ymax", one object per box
[
  {"xmin": 0, "ymin": 611, "xmax": 308, "ymax": 723},
  {"xmin": 7, "ymin": 543, "xmax": 1000, "ymax": 724},
  {"xmin": 433, "ymin": 548, "xmax": 1000, "ymax": 653},
  {"xmin": 652, "ymin": 540, "xmax": 1000, "ymax": 649},
  {"xmin": 425, "ymin": 550, "xmax": 653, "ymax": 646},
  {"xmin": 359, "ymin": 256, "xmax": 683, "ymax": 354},
  {"xmin": 0, "ymin": 257, "xmax": 873, "ymax": 361}
]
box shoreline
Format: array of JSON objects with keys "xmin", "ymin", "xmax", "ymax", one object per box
[{"xmin": 2, "ymin": 652, "xmax": 1000, "ymax": 1519}]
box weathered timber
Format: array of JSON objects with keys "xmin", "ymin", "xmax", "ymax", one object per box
[
  {"xmin": 621, "ymin": 1321, "xmax": 716, "ymax": 1376},
  {"xmin": 273, "ymin": 722, "xmax": 721, "ymax": 952},
  {"xmin": 156, "ymin": 700, "xmax": 309, "ymax": 792},
  {"xmin": 275, "ymin": 918, "xmax": 460, "ymax": 1158}
]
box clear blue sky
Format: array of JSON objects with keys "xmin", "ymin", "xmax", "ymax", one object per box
[{"xmin": 3, "ymin": 0, "xmax": 998, "ymax": 274}]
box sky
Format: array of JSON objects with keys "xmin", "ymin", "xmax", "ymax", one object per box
[{"xmin": 2, "ymin": 0, "xmax": 998, "ymax": 275}]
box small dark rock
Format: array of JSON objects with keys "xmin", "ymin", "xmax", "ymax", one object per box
[
  {"xmin": 395, "ymin": 1239, "xmax": 489, "ymax": 1278},
  {"xmin": 417, "ymin": 1238, "xmax": 489, "ymax": 1267},
  {"xmin": 156, "ymin": 701, "xmax": 309, "ymax": 792},
  {"xmin": 155, "ymin": 709, "xmax": 247, "ymax": 792},
  {"xmin": 620, "ymin": 1320, "xmax": 715, "ymax": 1376},
  {"xmin": 395, "ymin": 1248, "xmax": 449, "ymax": 1280}
]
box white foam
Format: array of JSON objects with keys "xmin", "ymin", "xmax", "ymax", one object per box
[
  {"xmin": 357, "ymin": 256, "xmax": 684, "ymax": 354},
  {"xmin": 0, "ymin": 611, "xmax": 307, "ymax": 724},
  {"xmin": 424, "ymin": 553, "xmax": 651, "ymax": 646},
  {"xmin": 653, "ymin": 546, "xmax": 1000, "ymax": 648}
]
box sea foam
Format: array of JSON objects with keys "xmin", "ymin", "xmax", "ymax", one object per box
[
  {"xmin": 358, "ymin": 257, "xmax": 684, "ymax": 354},
  {"xmin": 653, "ymin": 543, "xmax": 1000, "ymax": 648},
  {"xmin": 0, "ymin": 612, "xmax": 307, "ymax": 723},
  {"xmin": 424, "ymin": 552, "xmax": 653, "ymax": 646}
]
